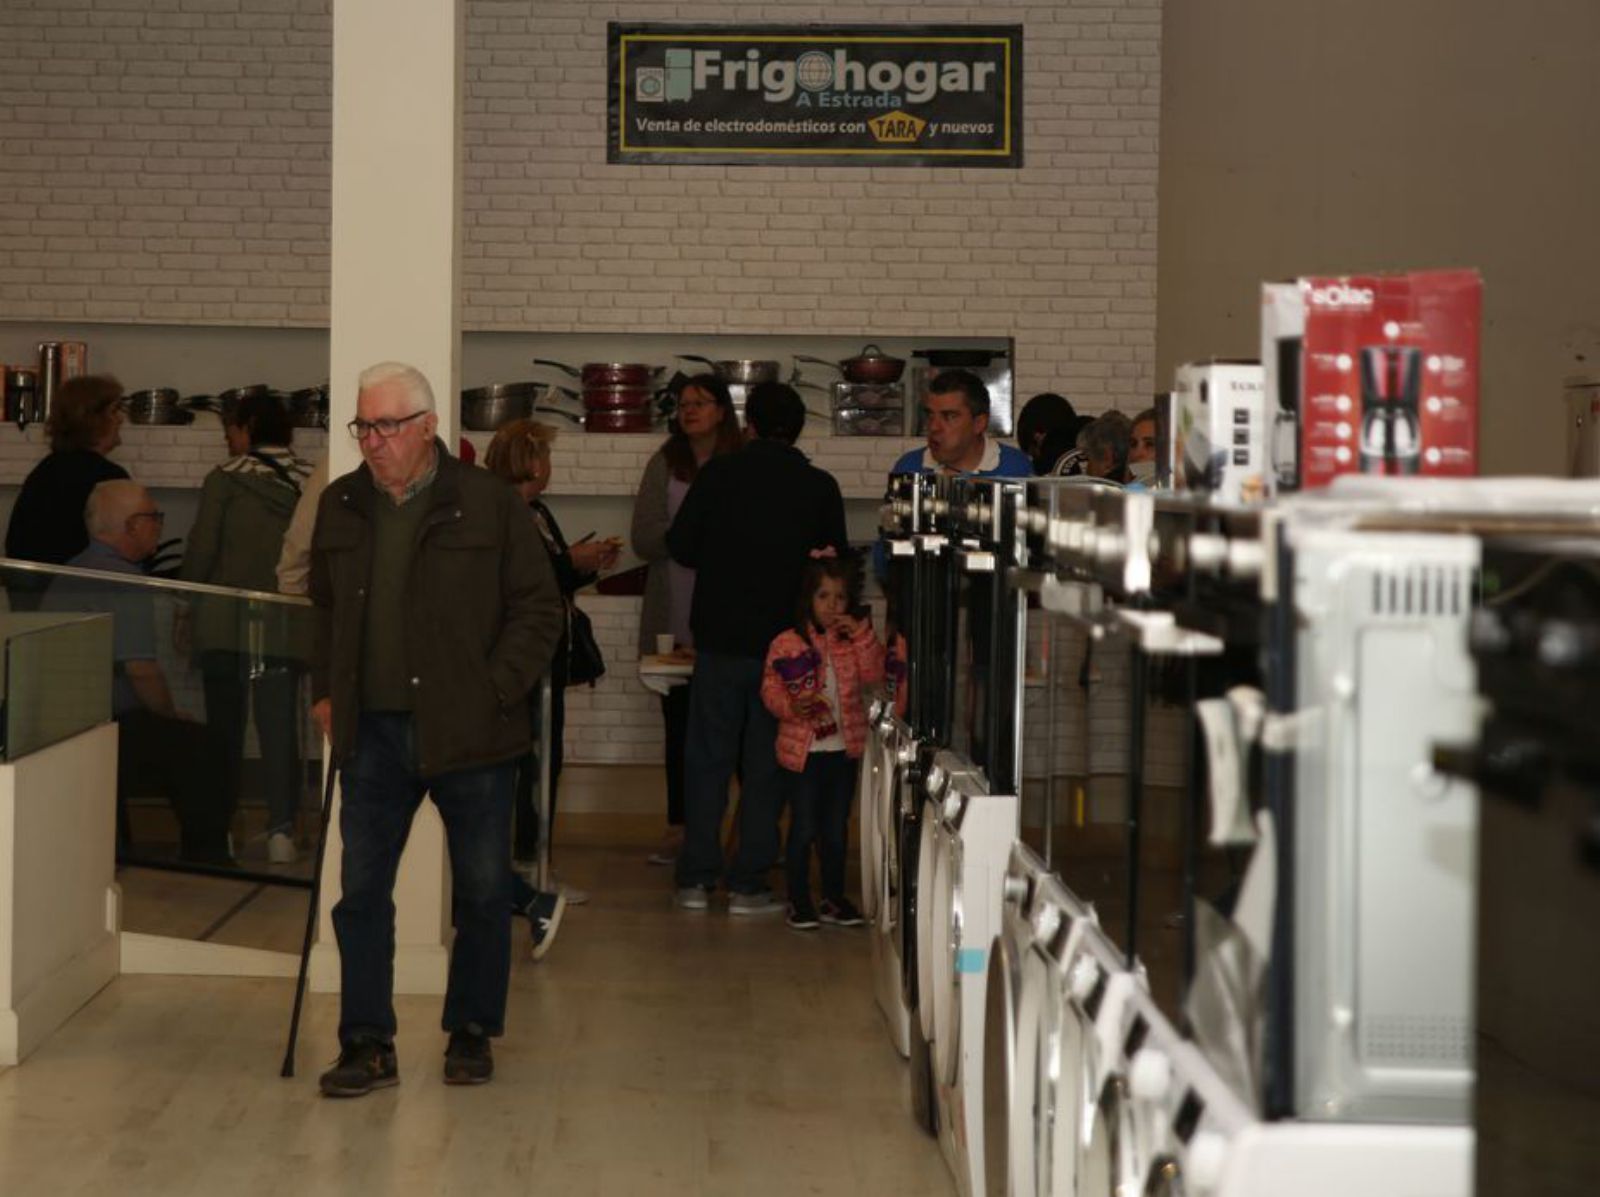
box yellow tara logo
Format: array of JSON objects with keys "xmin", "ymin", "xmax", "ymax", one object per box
[{"xmin": 868, "ymin": 110, "xmax": 927, "ymax": 144}]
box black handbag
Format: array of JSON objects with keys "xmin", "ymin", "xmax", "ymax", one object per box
[{"xmin": 566, "ymin": 602, "xmax": 605, "ymax": 687}]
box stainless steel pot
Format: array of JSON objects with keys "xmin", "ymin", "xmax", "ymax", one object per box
[
  {"xmin": 678, "ymin": 355, "xmax": 781, "ymax": 386},
  {"xmin": 285, "ymin": 385, "xmax": 328, "ymax": 429},
  {"xmin": 213, "ymin": 384, "xmax": 270, "ymax": 422},
  {"xmin": 125, "ymin": 388, "xmax": 194, "ymax": 426},
  {"xmin": 462, "ymin": 382, "xmax": 538, "ymax": 431}
]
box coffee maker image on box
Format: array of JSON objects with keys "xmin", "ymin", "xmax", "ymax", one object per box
[{"xmin": 1359, "ymin": 344, "xmax": 1423, "ymax": 476}]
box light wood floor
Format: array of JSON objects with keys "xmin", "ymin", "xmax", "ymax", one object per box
[{"xmin": 0, "ymin": 842, "xmax": 954, "ymax": 1197}]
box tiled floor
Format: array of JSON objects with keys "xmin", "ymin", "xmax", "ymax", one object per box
[{"xmin": 0, "ymin": 842, "xmax": 955, "ymax": 1197}]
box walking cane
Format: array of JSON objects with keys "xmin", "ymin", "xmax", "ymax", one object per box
[{"xmin": 281, "ymin": 758, "xmax": 339, "ymax": 1078}]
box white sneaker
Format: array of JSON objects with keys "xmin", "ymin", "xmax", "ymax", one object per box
[
  {"xmin": 728, "ymin": 891, "xmax": 783, "ymax": 917},
  {"xmin": 674, "ymin": 886, "xmax": 709, "ymax": 911},
  {"xmin": 267, "ymin": 832, "xmax": 298, "ymax": 865},
  {"xmin": 557, "ymin": 880, "xmax": 589, "ymax": 906}
]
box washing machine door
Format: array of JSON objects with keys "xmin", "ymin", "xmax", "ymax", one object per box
[
  {"xmin": 1042, "ymin": 976, "xmax": 1093, "ymax": 1197},
  {"xmin": 1010, "ymin": 950, "xmax": 1049, "ymax": 1197},
  {"xmin": 858, "ymin": 739, "xmax": 881, "ymax": 922},
  {"xmin": 982, "ymin": 933, "xmax": 1020, "ymax": 1197},
  {"xmin": 915, "ymin": 807, "xmax": 941, "ymax": 1041},
  {"xmin": 932, "ymin": 831, "xmax": 963, "ymax": 1089},
  {"xmin": 897, "ymin": 767, "xmax": 922, "ymax": 1004},
  {"xmin": 878, "ymin": 753, "xmax": 903, "ymax": 937}
]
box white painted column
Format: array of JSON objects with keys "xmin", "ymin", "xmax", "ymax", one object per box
[{"xmin": 310, "ymin": 0, "xmax": 464, "ymax": 998}]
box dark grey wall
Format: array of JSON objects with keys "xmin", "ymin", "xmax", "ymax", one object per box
[{"xmin": 1158, "ymin": 0, "xmax": 1600, "ymax": 476}]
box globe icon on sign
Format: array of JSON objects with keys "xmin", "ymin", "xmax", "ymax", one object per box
[{"xmin": 796, "ymin": 51, "xmax": 834, "ymax": 92}]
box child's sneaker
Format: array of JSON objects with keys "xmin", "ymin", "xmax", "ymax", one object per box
[
  {"xmin": 786, "ymin": 900, "xmax": 820, "ymax": 931},
  {"xmin": 818, "ymin": 898, "xmax": 865, "ymax": 927}
]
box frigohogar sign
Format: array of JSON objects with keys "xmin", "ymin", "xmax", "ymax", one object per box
[{"xmin": 608, "ymin": 24, "xmax": 1024, "ymax": 168}]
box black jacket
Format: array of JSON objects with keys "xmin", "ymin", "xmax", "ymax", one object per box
[
  {"xmin": 6, "ymin": 448, "xmax": 129, "ymax": 564},
  {"xmin": 667, "ymin": 438, "xmax": 848, "ymax": 658},
  {"xmin": 309, "ymin": 444, "xmax": 564, "ymax": 774},
  {"xmin": 528, "ymin": 497, "xmax": 596, "ymax": 688}
]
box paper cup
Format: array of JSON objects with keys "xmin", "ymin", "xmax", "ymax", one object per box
[{"xmin": 655, "ymin": 633, "xmax": 676, "ymax": 656}]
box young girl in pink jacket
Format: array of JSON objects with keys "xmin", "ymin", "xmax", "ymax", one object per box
[{"xmin": 761, "ymin": 554, "xmax": 886, "ymax": 930}]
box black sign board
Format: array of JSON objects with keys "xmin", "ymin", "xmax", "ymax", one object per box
[{"xmin": 607, "ymin": 24, "xmax": 1023, "ymax": 168}]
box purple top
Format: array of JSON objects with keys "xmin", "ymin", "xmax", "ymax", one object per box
[{"xmin": 667, "ymin": 473, "xmax": 696, "ymax": 648}]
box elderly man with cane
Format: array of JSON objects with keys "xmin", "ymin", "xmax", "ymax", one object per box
[{"xmin": 305, "ymin": 361, "xmax": 562, "ymax": 1096}]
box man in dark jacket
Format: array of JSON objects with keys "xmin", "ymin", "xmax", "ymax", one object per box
[
  {"xmin": 666, "ymin": 383, "xmax": 848, "ymax": 914},
  {"xmin": 309, "ymin": 361, "xmax": 562, "ymax": 1097}
]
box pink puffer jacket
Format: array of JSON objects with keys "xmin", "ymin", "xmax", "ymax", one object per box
[{"xmin": 761, "ymin": 621, "xmax": 887, "ymax": 772}]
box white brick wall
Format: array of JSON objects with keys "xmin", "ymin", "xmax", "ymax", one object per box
[
  {"xmin": 0, "ymin": 0, "xmax": 333, "ymax": 326},
  {"xmin": 563, "ymin": 594, "xmax": 662, "ymax": 765},
  {"xmin": 0, "ymin": 0, "xmax": 1161, "ymax": 413}
]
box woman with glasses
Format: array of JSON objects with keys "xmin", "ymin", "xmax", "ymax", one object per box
[
  {"xmin": 180, "ymin": 390, "xmax": 315, "ymax": 866},
  {"xmin": 485, "ymin": 419, "xmax": 620, "ymax": 955},
  {"xmin": 5, "ymin": 375, "xmax": 130, "ymax": 588},
  {"xmin": 628, "ymin": 374, "xmax": 743, "ymax": 866}
]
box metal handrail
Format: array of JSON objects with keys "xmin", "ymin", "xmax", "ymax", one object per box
[{"xmin": 0, "ymin": 555, "xmax": 314, "ymax": 607}]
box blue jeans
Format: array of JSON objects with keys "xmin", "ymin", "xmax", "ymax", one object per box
[
  {"xmin": 784, "ymin": 751, "xmax": 856, "ymax": 908},
  {"xmin": 333, "ymin": 712, "xmax": 516, "ymax": 1046},
  {"xmin": 675, "ymin": 651, "xmax": 783, "ymax": 895}
]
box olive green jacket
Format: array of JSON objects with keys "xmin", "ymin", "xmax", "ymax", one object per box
[
  {"xmin": 309, "ymin": 444, "xmax": 563, "ymax": 774},
  {"xmin": 180, "ymin": 449, "xmax": 312, "ymax": 657}
]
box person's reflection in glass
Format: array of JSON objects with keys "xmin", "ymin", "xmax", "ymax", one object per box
[
  {"xmin": 180, "ymin": 391, "xmax": 315, "ymax": 866},
  {"xmin": 45, "ymin": 480, "xmax": 235, "ymax": 865}
]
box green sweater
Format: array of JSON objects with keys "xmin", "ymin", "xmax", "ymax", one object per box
[{"xmin": 361, "ymin": 482, "xmax": 435, "ymax": 711}]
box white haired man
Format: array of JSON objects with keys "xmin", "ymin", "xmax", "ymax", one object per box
[{"xmin": 309, "ymin": 362, "xmax": 563, "ymax": 1096}]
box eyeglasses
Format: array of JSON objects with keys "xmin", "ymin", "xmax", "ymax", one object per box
[
  {"xmin": 676, "ymin": 398, "xmax": 717, "ymax": 412},
  {"xmin": 129, "ymin": 510, "xmax": 165, "ymax": 525},
  {"xmin": 348, "ymin": 410, "xmax": 427, "ymax": 439}
]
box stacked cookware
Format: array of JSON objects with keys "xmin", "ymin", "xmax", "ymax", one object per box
[
  {"xmin": 795, "ymin": 345, "xmax": 907, "ymax": 436},
  {"xmin": 120, "ymin": 383, "xmax": 330, "ymax": 428},
  {"xmin": 535, "ymin": 359, "xmax": 663, "ymax": 433},
  {"xmin": 4, "ymin": 340, "xmax": 88, "ymax": 428}
]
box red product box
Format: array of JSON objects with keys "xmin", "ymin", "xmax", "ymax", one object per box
[{"xmin": 1290, "ymin": 270, "xmax": 1480, "ymax": 489}]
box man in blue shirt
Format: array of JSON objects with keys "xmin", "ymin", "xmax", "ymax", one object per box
[
  {"xmin": 878, "ymin": 370, "xmax": 1032, "ymax": 579},
  {"xmin": 889, "ymin": 369, "xmax": 1033, "ymax": 480}
]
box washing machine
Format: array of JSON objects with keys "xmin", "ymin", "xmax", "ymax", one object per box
[
  {"xmin": 916, "ymin": 752, "xmax": 986, "ymax": 1047},
  {"xmin": 918, "ymin": 751, "xmax": 1020, "ymax": 1197},
  {"xmin": 867, "ymin": 703, "xmax": 916, "ymax": 1058},
  {"xmin": 981, "ymin": 841, "xmax": 1055, "ymax": 1197},
  {"xmin": 1001, "ymin": 870, "xmax": 1102, "ymax": 1197},
  {"xmin": 1076, "ymin": 967, "xmax": 1182, "ymax": 1197},
  {"xmin": 901, "ymin": 740, "xmax": 940, "ymax": 1132},
  {"xmin": 1039, "ymin": 912, "xmax": 1147, "ymax": 1197},
  {"xmin": 1143, "ymin": 1039, "xmax": 1257, "ymax": 1197}
]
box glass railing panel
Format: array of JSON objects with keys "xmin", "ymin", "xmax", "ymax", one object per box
[
  {"xmin": 0, "ymin": 560, "xmax": 319, "ymax": 894},
  {"xmin": 2, "ymin": 611, "xmax": 113, "ymax": 760}
]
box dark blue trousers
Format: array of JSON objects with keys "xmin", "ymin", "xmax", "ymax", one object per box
[{"xmin": 332, "ymin": 712, "xmax": 516, "ymax": 1046}]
